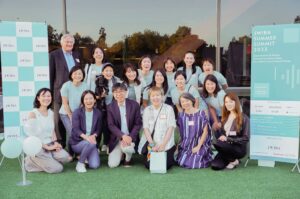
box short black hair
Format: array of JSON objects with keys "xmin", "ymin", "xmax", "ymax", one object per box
[
  {"xmin": 174, "ymin": 70, "xmax": 187, "ymax": 80},
  {"xmin": 112, "ymin": 82, "xmax": 128, "ymax": 92},
  {"xmin": 80, "ymin": 90, "xmax": 97, "ymax": 107},
  {"xmin": 68, "ymin": 65, "xmax": 85, "ymax": 82},
  {"xmin": 163, "ymin": 57, "xmax": 177, "ymax": 72},
  {"xmin": 33, "ymin": 88, "xmax": 52, "ymax": 109}
]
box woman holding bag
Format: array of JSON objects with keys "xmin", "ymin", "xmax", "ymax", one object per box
[{"xmin": 138, "ymin": 86, "xmax": 176, "ymax": 170}]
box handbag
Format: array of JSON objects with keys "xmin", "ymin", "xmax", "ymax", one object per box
[
  {"xmin": 141, "ymin": 105, "xmax": 163, "ymax": 155},
  {"xmin": 150, "ymin": 152, "xmax": 167, "ymax": 174}
]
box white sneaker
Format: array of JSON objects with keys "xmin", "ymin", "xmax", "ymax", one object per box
[
  {"xmin": 76, "ymin": 162, "xmax": 87, "ymax": 173},
  {"xmin": 121, "ymin": 143, "xmax": 135, "ymax": 154},
  {"xmin": 101, "ymin": 145, "xmax": 107, "ymax": 152}
]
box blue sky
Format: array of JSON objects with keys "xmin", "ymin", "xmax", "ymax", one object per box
[{"xmin": 0, "ymin": 0, "xmax": 299, "ymax": 47}]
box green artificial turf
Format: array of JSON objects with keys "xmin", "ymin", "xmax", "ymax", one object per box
[{"xmin": 0, "ymin": 153, "xmax": 300, "ymax": 199}]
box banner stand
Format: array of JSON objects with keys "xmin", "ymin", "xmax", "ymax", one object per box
[
  {"xmin": 291, "ymin": 160, "xmax": 300, "ymax": 173},
  {"xmin": 16, "ymin": 152, "xmax": 32, "ymax": 186}
]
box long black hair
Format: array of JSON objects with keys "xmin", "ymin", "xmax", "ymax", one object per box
[
  {"xmin": 146, "ymin": 68, "xmax": 168, "ymax": 95},
  {"xmin": 122, "ymin": 63, "xmax": 141, "ymax": 85},
  {"xmin": 181, "ymin": 51, "xmax": 197, "ymax": 74}
]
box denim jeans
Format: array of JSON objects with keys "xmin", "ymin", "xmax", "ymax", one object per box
[{"xmin": 59, "ymin": 114, "xmax": 72, "ymax": 142}]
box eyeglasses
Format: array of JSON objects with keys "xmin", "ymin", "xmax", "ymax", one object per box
[{"xmin": 113, "ymin": 90, "xmax": 126, "ymax": 94}]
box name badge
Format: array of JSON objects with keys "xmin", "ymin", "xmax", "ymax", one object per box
[
  {"xmin": 229, "ymin": 131, "xmax": 237, "ymax": 136},
  {"xmin": 160, "ymin": 114, "xmax": 167, "ymax": 119},
  {"xmin": 188, "ymin": 121, "xmax": 194, "ymax": 126}
]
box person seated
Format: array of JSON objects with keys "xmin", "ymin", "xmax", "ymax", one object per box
[
  {"xmin": 211, "ymin": 92, "xmax": 249, "ymax": 170},
  {"xmin": 177, "ymin": 92, "xmax": 212, "ymax": 169},
  {"xmin": 69, "ymin": 90, "xmax": 102, "ymax": 173},
  {"xmin": 25, "ymin": 88, "xmax": 71, "ymax": 174},
  {"xmin": 107, "ymin": 83, "xmax": 142, "ymax": 168}
]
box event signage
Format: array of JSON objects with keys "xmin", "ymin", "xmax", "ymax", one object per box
[
  {"xmin": 250, "ymin": 24, "xmax": 300, "ymax": 163},
  {"xmin": 0, "ymin": 21, "xmax": 49, "ymax": 138}
]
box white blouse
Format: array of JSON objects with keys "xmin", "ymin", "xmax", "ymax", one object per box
[
  {"xmin": 138, "ymin": 104, "xmax": 176, "ymax": 154},
  {"xmin": 27, "ymin": 108, "xmax": 54, "ymax": 144}
]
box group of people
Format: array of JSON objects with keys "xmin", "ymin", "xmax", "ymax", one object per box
[{"xmin": 24, "ymin": 34, "xmax": 249, "ymax": 174}]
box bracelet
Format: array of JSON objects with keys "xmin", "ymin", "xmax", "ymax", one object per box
[{"xmin": 149, "ymin": 143, "xmax": 155, "ymax": 147}]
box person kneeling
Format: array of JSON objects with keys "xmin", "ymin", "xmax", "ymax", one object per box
[
  {"xmin": 211, "ymin": 92, "xmax": 249, "ymax": 170},
  {"xmin": 107, "ymin": 83, "xmax": 142, "ymax": 168},
  {"xmin": 138, "ymin": 86, "xmax": 176, "ymax": 170},
  {"xmin": 25, "ymin": 88, "xmax": 72, "ymax": 174},
  {"xmin": 70, "ymin": 90, "xmax": 102, "ymax": 173},
  {"xmin": 177, "ymin": 93, "xmax": 212, "ymax": 169}
]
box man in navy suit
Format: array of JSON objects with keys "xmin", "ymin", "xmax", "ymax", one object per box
[
  {"xmin": 107, "ymin": 83, "xmax": 142, "ymax": 168},
  {"xmin": 49, "ymin": 34, "xmax": 81, "ymax": 147}
]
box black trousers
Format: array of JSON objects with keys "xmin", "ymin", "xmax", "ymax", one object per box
[
  {"xmin": 211, "ymin": 140, "xmax": 246, "ymax": 170},
  {"xmin": 143, "ymin": 145, "xmax": 176, "ymax": 170},
  {"xmin": 99, "ymin": 110, "xmax": 110, "ymax": 146}
]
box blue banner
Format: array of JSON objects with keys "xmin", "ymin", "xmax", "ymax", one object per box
[{"xmin": 250, "ymin": 24, "xmax": 300, "ymax": 163}]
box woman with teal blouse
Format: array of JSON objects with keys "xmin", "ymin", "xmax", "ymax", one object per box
[
  {"xmin": 59, "ymin": 65, "xmax": 88, "ymax": 141},
  {"xmin": 142, "ymin": 69, "xmax": 169, "ymax": 108},
  {"xmin": 177, "ymin": 51, "xmax": 202, "ymax": 88},
  {"xmin": 202, "ymin": 74, "xmax": 226, "ymax": 138},
  {"xmin": 163, "ymin": 57, "xmax": 176, "ymax": 106},
  {"xmin": 170, "ymin": 70, "xmax": 208, "ymax": 114},
  {"xmin": 121, "ymin": 63, "xmax": 143, "ymax": 104},
  {"xmin": 138, "ymin": 55, "xmax": 154, "ymax": 88},
  {"xmin": 84, "ymin": 47, "xmax": 106, "ymax": 92},
  {"xmin": 199, "ymin": 58, "xmax": 228, "ymax": 90}
]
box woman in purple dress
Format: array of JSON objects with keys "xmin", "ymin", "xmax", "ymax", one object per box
[{"xmin": 177, "ymin": 92, "xmax": 212, "ymax": 169}]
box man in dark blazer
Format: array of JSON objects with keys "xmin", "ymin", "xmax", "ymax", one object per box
[
  {"xmin": 49, "ymin": 34, "xmax": 80, "ymax": 147},
  {"xmin": 107, "ymin": 83, "xmax": 142, "ymax": 168}
]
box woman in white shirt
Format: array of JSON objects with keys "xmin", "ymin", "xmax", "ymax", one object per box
[
  {"xmin": 25, "ymin": 88, "xmax": 71, "ymax": 173},
  {"xmin": 138, "ymin": 86, "xmax": 176, "ymax": 170}
]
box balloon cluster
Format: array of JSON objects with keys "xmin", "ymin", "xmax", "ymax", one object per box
[{"xmin": 1, "ymin": 119, "xmax": 43, "ymax": 158}]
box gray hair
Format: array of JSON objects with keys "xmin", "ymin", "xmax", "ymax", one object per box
[
  {"xmin": 60, "ymin": 34, "xmax": 75, "ymax": 45},
  {"xmin": 179, "ymin": 92, "xmax": 196, "ymax": 107}
]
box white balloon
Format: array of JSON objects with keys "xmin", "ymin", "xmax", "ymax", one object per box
[
  {"xmin": 23, "ymin": 119, "xmax": 41, "ymax": 136},
  {"xmin": 1, "ymin": 138, "xmax": 23, "ymax": 159},
  {"xmin": 23, "ymin": 136, "xmax": 42, "ymax": 156}
]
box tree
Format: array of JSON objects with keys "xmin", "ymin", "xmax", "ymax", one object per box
[
  {"xmin": 96, "ymin": 27, "xmax": 107, "ymax": 49},
  {"xmin": 48, "ymin": 25, "xmax": 60, "ymax": 46},
  {"xmin": 294, "ymin": 15, "xmax": 300, "ymax": 23},
  {"xmin": 73, "ymin": 32, "xmax": 81, "ymax": 46},
  {"xmin": 169, "ymin": 26, "xmax": 192, "ymax": 45}
]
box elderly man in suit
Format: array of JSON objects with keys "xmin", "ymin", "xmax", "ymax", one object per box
[
  {"xmin": 107, "ymin": 83, "xmax": 142, "ymax": 168},
  {"xmin": 49, "ymin": 34, "xmax": 80, "ymax": 147}
]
